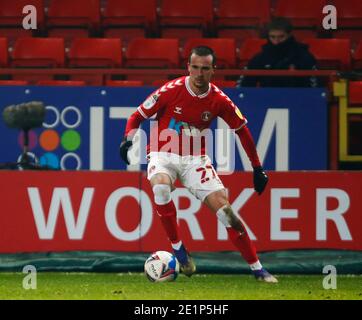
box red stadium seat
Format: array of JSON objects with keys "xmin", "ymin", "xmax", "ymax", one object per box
[
  {"xmin": 353, "ymin": 41, "xmax": 362, "ymax": 69},
  {"xmin": 274, "ymin": 0, "xmax": 326, "ymax": 28},
  {"xmin": 68, "ymin": 38, "xmax": 122, "ymax": 67},
  {"xmin": 125, "ymin": 39, "xmax": 180, "ymax": 84},
  {"xmin": 125, "ymin": 38, "xmax": 180, "ymax": 68},
  {"xmin": 67, "ymin": 37, "xmax": 122, "ymax": 86},
  {"xmin": 105, "ymin": 80, "xmax": 144, "ymax": 87},
  {"xmin": 47, "ymin": 0, "xmax": 100, "ymax": 45},
  {"xmin": 0, "ymin": 80, "xmax": 28, "ymax": 85},
  {"xmin": 183, "ymin": 38, "xmax": 237, "ymax": 68},
  {"xmin": 239, "ymin": 38, "xmax": 267, "ymax": 67},
  {"xmin": 215, "ymin": 0, "xmax": 270, "ymax": 43},
  {"xmin": 0, "ymin": 0, "xmax": 44, "ymax": 45},
  {"xmin": 349, "ymin": 81, "xmax": 362, "ymax": 105},
  {"xmin": 37, "ymin": 80, "xmax": 86, "ymax": 86},
  {"xmin": 102, "ymin": 0, "xmax": 156, "ymax": 44},
  {"xmin": 0, "ymin": 0, "xmax": 44, "ymax": 26},
  {"xmin": 303, "ymin": 38, "xmax": 351, "ymax": 70},
  {"xmin": 216, "ymin": 0, "xmax": 270, "ymax": 26},
  {"xmin": 0, "ymin": 37, "xmax": 8, "ymax": 67},
  {"xmin": 159, "ymin": 0, "xmax": 213, "ymax": 43},
  {"xmin": 10, "ymin": 38, "xmax": 65, "ymax": 84},
  {"xmin": 11, "ymin": 38, "xmax": 65, "ymax": 67},
  {"xmin": 332, "ymin": 0, "xmax": 362, "ymax": 28}
]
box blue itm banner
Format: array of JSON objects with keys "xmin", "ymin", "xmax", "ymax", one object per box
[{"xmin": 0, "ymin": 86, "xmax": 328, "ymax": 171}]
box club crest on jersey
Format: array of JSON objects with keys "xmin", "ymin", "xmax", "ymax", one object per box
[
  {"xmin": 174, "ymin": 106, "xmax": 182, "ymax": 114},
  {"xmin": 143, "ymin": 94, "xmax": 159, "ymax": 109},
  {"xmin": 201, "ymin": 111, "xmax": 212, "ymax": 121}
]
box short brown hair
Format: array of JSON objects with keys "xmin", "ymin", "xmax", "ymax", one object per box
[{"xmin": 189, "ymin": 46, "xmax": 216, "ymax": 66}]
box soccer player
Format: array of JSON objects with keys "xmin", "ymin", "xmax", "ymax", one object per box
[{"xmin": 120, "ymin": 46, "xmax": 278, "ymax": 283}]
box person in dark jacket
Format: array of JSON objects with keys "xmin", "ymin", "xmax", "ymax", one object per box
[{"xmin": 237, "ymin": 17, "xmax": 318, "ymax": 88}]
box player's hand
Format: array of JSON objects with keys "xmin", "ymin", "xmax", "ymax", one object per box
[
  {"xmin": 253, "ymin": 166, "xmax": 268, "ymax": 195},
  {"xmin": 119, "ymin": 137, "xmax": 132, "ymax": 165}
]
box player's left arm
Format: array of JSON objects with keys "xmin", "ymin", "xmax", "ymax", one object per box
[
  {"xmin": 236, "ymin": 126, "xmax": 268, "ymax": 195},
  {"xmin": 219, "ymin": 97, "xmax": 268, "ymax": 195}
]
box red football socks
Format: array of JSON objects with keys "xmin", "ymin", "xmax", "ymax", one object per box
[
  {"xmin": 227, "ymin": 227, "xmax": 259, "ymax": 264},
  {"xmin": 155, "ymin": 200, "xmax": 180, "ymax": 244}
]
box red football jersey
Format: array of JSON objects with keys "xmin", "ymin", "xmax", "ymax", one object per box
[{"xmin": 137, "ymin": 76, "xmax": 248, "ymax": 156}]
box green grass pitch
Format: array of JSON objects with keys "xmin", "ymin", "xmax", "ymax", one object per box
[{"xmin": 0, "ymin": 273, "xmax": 361, "ymax": 300}]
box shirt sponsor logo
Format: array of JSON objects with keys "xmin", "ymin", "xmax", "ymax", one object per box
[{"xmin": 168, "ymin": 118, "xmax": 199, "ymax": 136}]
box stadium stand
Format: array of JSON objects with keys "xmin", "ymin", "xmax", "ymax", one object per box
[
  {"xmin": 47, "ymin": 0, "xmax": 100, "ymax": 46},
  {"xmin": 215, "ymin": 0, "xmax": 270, "ymax": 44},
  {"xmin": 158, "ymin": 0, "xmax": 214, "ymax": 43},
  {"xmin": 183, "ymin": 38, "xmax": 237, "ymax": 68},
  {"xmin": 0, "ymin": 0, "xmax": 44, "ymax": 46},
  {"xmin": 0, "ymin": 0, "xmax": 359, "ymax": 85},
  {"xmin": 303, "ymin": 38, "xmax": 352, "ymax": 70},
  {"xmin": 102, "ymin": 0, "xmax": 156, "ymax": 44},
  {"xmin": 0, "ymin": 37, "xmax": 7, "ymax": 67}
]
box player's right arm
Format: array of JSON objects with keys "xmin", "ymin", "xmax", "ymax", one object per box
[{"xmin": 119, "ymin": 91, "xmax": 164, "ymax": 165}]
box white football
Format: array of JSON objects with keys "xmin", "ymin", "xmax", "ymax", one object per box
[{"xmin": 144, "ymin": 251, "xmax": 180, "ymax": 282}]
